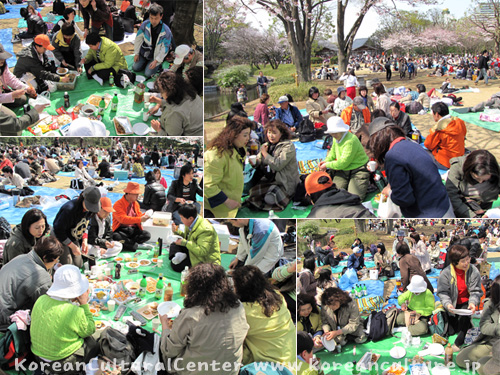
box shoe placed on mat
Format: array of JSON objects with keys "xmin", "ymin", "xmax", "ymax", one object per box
[{"xmin": 11, "ymin": 36, "xmax": 21, "ymax": 43}]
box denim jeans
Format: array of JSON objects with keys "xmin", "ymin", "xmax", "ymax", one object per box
[
  {"xmin": 91, "ymin": 23, "xmax": 112, "ymax": 41},
  {"xmin": 132, "ymin": 54, "xmax": 162, "ymax": 78},
  {"xmin": 475, "ymin": 68, "xmax": 489, "ymax": 84}
]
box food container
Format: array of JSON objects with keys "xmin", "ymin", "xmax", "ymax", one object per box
[
  {"xmin": 56, "ymin": 67, "xmax": 69, "ymax": 76},
  {"xmin": 80, "ymin": 104, "xmax": 97, "ymax": 117},
  {"xmin": 56, "ymin": 71, "xmax": 78, "ymax": 91},
  {"xmin": 113, "ymin": 116, "xmax": 133, "ymax": 135},
  {"xmin": 359, "ymin": 352, "xmax": 381, "ymax": 370},
  {"xmin": 87, "ymin": 94, "xmax": 112, "ymax": 108},
  {"xmin": 213, "ymin": 223, "xmax": 230, "ymax": 252},
  {"xmin": 152, "ymin": 212, "xmax": 171, "ymax": 226}
]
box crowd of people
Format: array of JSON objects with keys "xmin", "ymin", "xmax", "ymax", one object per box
[
  {"xmin": 297, "ymin": 220, "xmax": 500, "ymax": 375},
  {"xmin": 0, "ymin": 1, "xmax": 203, "ymax": 136}
]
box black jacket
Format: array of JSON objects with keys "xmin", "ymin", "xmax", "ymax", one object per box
[
  {"xmin": 96, "ymin": 160, "xmax": 113, "ymax": 178},
  {"xmin": 80, "ymin": 0, "xmax": 111, "ymax": 29},
  {"xmin": 26, "ymin": 14, "xmax": 47, "ymax": 36},
  {"xmin": 88, "ymin": 215, "xmax": 113, "ymax": 248},
  {"xmin": 13, "ymin": 44, "xmax": 60, "ymax": 83},
  {"xmin": 395, "ymin": 111, "xmax": 412, "ymax": 137},
  {"xmin": 166, "ymin": 178, "xmax": 202, "ymax": 212},
  {"xmin": 143, "ymin": 182, "xmax": 166, "ymax": 211},
  {"xmin": 308, "ymin": 188, "xmax": 375, "ymax": 218},
  {"xmin": 478, "ymin": 55, "xmax": 490, "ymax": 70}
]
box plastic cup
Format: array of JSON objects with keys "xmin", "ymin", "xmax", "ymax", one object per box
[
  {"xmin": 152, "ymin": 318, "xmax": 160, "ymax": 330},
  {"xmin": 248, "ymin": 155, "xmax": 257, "ymax": 164},
  {"xmin": 157, "ymin": 259, "xmax": 163, "ymax": 268},
  {"xmin": 34, "ymin": 128, "xmax": 42, "ymax": 136},
  {"xmin": 367, "ymin": 160, "xmax": 377, "ymax": 172},
  {"xmin": 143, "ymin": 112, "xmax": 149, "ymax": 122},
  {"xmin": 105, "ymin": 267, "xmax": 111, "ymax": 276},
  {"xmin": 107, "ymin": 299, "xmax": 116, "ymax": 312},
  {"xmin": 144, "ymin": 92, "xmax": 151, "ymax": 103}
]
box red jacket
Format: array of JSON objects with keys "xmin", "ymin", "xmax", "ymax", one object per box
[
  {"xmin": 424, "ymin": 116, "xmax": 466, "ymax": 168},
  {"xmin": 112, "ymin": 196, "xmax": 144, "ymax": 232},
  {"xmin": 340, "ymin": 105, "xmax": 371, "ymax": 126}
]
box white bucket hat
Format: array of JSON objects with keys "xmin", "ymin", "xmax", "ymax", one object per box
[
  {"xmin": 47, "ymin": 265, "xmax": 89, "ymax": 299},
  {"xmin": 407, "ymin": 275, "xmax": 427, "ymax": 294},
  {"xmin": 174, "ymin": 44, "xmax": 191, "ymax": 65},
  {"xmin": 325, "ymin": 117, "xmax": 350, "ymax": 134},
  {"xmin": 352, "ymin": 246, "xmax": 363, "ymax": 254}
]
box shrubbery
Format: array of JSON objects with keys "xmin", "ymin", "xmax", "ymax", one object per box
[{"xmin": 215, "ymin": 65, "xmax": 251, "ymax": 89}]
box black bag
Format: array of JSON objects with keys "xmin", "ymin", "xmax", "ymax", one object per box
[
  {"xmin": 122, "ymin": 16, "xmax": 135, "ymax": 33},
  {"xmin": 112, "ymin": 13, "xmax": 125, "ymax": 41},
  {"xmin": 322, "ymin": 135, "xmax": 333, "ymax": 149},
  {"xmin": 298, "ymin": 118, "xmax": 316, "ymax": 143},
  {"xmin": 406, "ymin": 101, "xmax": 424, "ymax": 114},
  {"xmin": 98, "ymin": 327, "xmax": 136, "ymax": 372},
  {"xmin": 315, "ymin": 125, "xmax": 326, "ymax": 139},
  {"xmin": 428, "ymin": 310, "xmax": 449, "ymax": 337},
  {"xmin": 366, "ymin": 311, "xmax": 388, "ymax": 342},
  {"xmin": 70, "ymin": 179, "xmax": 84, "ymax": 190}
]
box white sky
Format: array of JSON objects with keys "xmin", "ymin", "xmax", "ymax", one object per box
[{"xmin": 245, "ymin": 0, "xmax": 471, "ymax": 39}]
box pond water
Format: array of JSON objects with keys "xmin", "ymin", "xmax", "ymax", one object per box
[{"xmin": 204, "ymin": 88, "xmax": 260, "ymax": 118}]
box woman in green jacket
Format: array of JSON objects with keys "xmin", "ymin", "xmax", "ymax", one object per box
[
  {"xmin": 319, "ymin": 117, "xmax": 369, "ymax": 200},
  {"xmin": 395, "ymin": 275, "xmax": 436, "ymax": 336},
  {"xmin": 30, "ymin": 265, "xmax": 99, "ymax": 371},
  {"xmin": 446, "ymin": 150, "xmax": 500, "ymax": 218},
  {"xmin": 204, "ymin": 116, "xmax": 253, "ymax": 218},
  {"xmin": 297, "ymin": 294, "xmax": 324, "ymax": 351},
  {"xmin": 232, "ymin": 265, "xmax": 295, "ymax": 366}
]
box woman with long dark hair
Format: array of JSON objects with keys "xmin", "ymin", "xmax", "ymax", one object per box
[
  {"xmin": 160, "ymin": 264, "xmax": 248, "ymax": 375},
  {"xmin": 457, "ymin": 275, "xmax": 500, "ymax": 368},
  {"xmin": 166, "ymin": 163, "xmax": 202, "ymax": 224},
  {"xmin": 367, "ymin": 119, "xmax": 453, "ymax": 218},
  {"xmin": 446, "ymin": 150, "xmax": 500, "ymax": 218},
  {"xmin": 4, "ymin": 208, "xmax": 49, "ymax": 264},
  {"xmin": 204, "ymin": 116, "xmax": 253, "ymax": 218},
  {"xmin": 315, "ymin": 268, "xmax": 337, "ymax": 306},
  {"xmin": 374, "ymin": 242, "xmax": 393, "ymax": 277},
  {"xmin": 232, "ymin": 265, "xmax": 295, "ymax": 366},
  {"xmin": 298, "ymin": 256, "xmax": 317, "ymax": 298},
  {"xmin": 149, "ymin": 70, "xmax": 203, "ymax": 136},
  {"xmin": 297, "ymin": 294, "xmax": 323, "ymax": 350}
]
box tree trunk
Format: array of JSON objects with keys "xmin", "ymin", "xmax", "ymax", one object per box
[
  {"xmin": 172, "ymin": 0, "xmax": 198, "ymax": 46},
  {"xmin": 338, "ymin": 49, "xmax": 348, "ymax": 74},
  {"xmin": 355, "ymin": 219, "xmax": 366, "ymax": 233},
  {"xmin": 386, "ymin": 219, "xmax": 394, "ymax": 235}
]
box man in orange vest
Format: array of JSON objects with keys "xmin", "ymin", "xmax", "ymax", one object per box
[
  {"xmin": 340, "ymin": 96, "xmax": 371, "ymax": 133},
  {"xmin": 112, "ymin": 182, "xmax": 152, "ymax": 251}
]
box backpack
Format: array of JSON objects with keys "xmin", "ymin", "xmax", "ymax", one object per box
[
  {"xmin": 0, "ymin": 217, "xmax": 11, "ymax": 240},
  {"xmin": 98, "ymin": 327, "xmax": 136, "ymax": 373},
  {"xmin": 322, "ymin": 135, "xmax": 333, "ymax": 150},
  {"xmin": 384, "ymin": 305, "xmax": 399, "ymax": 335},
  {"xmin": 407, "ymin": 101, "xmax": 424, "ymax": 114},
  {"xmin": 298, "ymin": 118, "xmax": 316, "ymax": 143},
  {"xmin": 0, "ymin": 323, "xmax": 30, "ymax": 370},
  {"xmin": 365, "ymin": 310, "xmax": 388, "ymax": 342},
  {"xmin": 428, "ymin": 310, "xmax": 449, "ymax": 337}
]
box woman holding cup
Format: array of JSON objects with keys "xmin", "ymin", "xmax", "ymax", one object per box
[{"xmin": 246, "ymin": 119, "xmax": 299, "ymax": 212}]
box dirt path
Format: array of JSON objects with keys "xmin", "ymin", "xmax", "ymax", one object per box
[{"xmin": 205, "ymin": 68, "xmax": 500, "ymax": 160}]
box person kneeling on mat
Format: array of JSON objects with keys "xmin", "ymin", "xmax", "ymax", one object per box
[
  {"xmin": 169, "ymin": 203, "xmax": 221, "ymax": 272},
  {"xmin": 0, "ymin": 166, "xmax": 34, "ymax": 196}
]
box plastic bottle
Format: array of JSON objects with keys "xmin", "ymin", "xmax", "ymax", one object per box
[
  {"xmin": 114, "ymin": 262, "xmax": 121, "ymax": 279},
  {"xmin": 180, "ymin": 266, "xmax": 189, "ymax": 297},
  {"xmin": 111, "ymin": 93, "xmax": 118, "ymax": 111},
  {"xmin": 352, "ymin": 361, "xmax": 360, "ymax": 375},
  {"xmin": 63, "ymin": 91, "xmax": 70, "ymax": 108},
  {"xmin": 444, "ymin": 343, "xmax": 453, "ymax": 365},
  {"xmin": 109, "ymin": 72, "xmax": 114, "ymax": 87},
  {"xmin": 153, "ymin": 241, "xmax": 159, "ymax": 258},
  {"xmin": 268, "ymin": 210, "xmax": 279, "ymax": 219},
  {"xmin": 363, "ymin": 285, "xmax": 367, "ymax": 296},
  {"xmin": 164, "ymin": 282, "xmax": 174, "ymax": 301},
  {"xmin": 98, "ymin": 96, "xmax": 106, "ymax": 115},
  {"xmin": 155, "ymin": 274, "xmax": 164, "ymax": 300},
  {"xmin": 139, "ymin": 275, "xmax": 147, "ymax": 297},
  {"xmin": 248, "ymin": 138, "xmax": 259, "ymax": 155}
]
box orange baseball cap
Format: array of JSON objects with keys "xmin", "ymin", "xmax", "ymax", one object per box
[
  {"xmin": 100, "ymin": 197, "xmax": 115, "ymax": 213},
  {"xmin": 34, "ymin": 34, "xmax": 55, "ymax": 50},
  {"xmin": 305, "ymin": 171, "xmax": 334, "ymax": 195}
]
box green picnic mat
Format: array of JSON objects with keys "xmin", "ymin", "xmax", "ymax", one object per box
[
  {"xmin": 17, "ymin": 15, "xmax": 83, "ymax": 28},
  {"xmin": 20, "ymin": 55, "xmax": 162, "ymax": 137},
  {"xmin": 315, "ymin": 318, "xmax": 480, "ymax": 374},
  {"xmin": 451, "ymin": 110, "xmax": 500, "ymax": 132}
]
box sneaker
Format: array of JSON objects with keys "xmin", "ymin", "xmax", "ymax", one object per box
[{"xmin": 11, "ymin": 35, "xmax": 21, "ymax": 43}]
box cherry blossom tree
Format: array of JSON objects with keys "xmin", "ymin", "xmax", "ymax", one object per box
[{"xmin": 469, "ymin": 0, "xmax": 500, "ymax": 56}]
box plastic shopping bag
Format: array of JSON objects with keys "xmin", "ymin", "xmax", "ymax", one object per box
[
  {"xmin": 378, "ymin": 195, "xmax": 402, "ymax": 218},
  {"xmin": 339, "ymin": 267, "xmax": 359, "ymax": 290}
]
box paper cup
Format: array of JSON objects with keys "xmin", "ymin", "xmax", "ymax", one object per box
[
  {"xmin": 105, "ymin": 267, "xmax": 111, "ymax": 276},
  {"xmin": 157, "ymin": 259, "xmax": 163, "ymax": 268},
  {"xmin": 143, "ymin": 112, "xmax": 149, "ymax": 122},
  {"xmin": 34, "ymin": 128, "xmax": 43, "ymax": 136},
  {"xmin": 152, "ymin": 318, "xmax": 160, "ymax": 330},
  {"xmin": 367, "ymin": 160, "xmax": 377, "ymax": 172},
  {"xmin": 248, "ymin": 155, "xmax": 257, "ymax": 164},
  {"xmin": 144, "ymin": 92, "xmax": 151, "ymax": 103},
  {"xmin": 107, "ymin": 299, "xmax": 116, "ymax": 312}
]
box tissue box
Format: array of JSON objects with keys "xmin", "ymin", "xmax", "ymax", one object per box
[{"xmin": 213, "ymin": 223, "xmax": 230, "ymax": 252}]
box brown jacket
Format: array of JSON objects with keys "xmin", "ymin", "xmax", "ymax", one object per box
[
  {"xmin": 399, "ymin": 253, "xmax": 434, "ymax": 293},
  {"xmin": 321, "ymin": 299, "xmax": 365, "ymax": 338}
]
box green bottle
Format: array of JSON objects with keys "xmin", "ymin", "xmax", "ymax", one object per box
[
  {"xmin": 111, "ymin": 93, "xmax": 118, "ymax": 111},
  {"xmin": 98, "ymin": 96, "xmax": 106, "ymax": 115},
  {"xmin": 155, "ymin": 274, "xmax": 164, "ymax": 300},
  {"xmin": 109, "ymin": 72, "xmax": 114, "ymax": 86},
  {"xmin": 139, "ymin": 275, "xmax": 147, "ymax": 297},
  {"xmin": 352, "ymin": 361, "xmax": 360, "ymax": 375}
]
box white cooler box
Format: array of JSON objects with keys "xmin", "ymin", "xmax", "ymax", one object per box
[
  {"xmin": 213, "ymin": 223, "xmax": 230, "ymax": 252},
  {"xmin": 143, "ymin": 213, "xmax": 172, "ymax": 243}
]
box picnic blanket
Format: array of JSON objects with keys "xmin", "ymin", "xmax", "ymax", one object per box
[
  {"xmin": 19, "ymin": 55, "xmax": 166, "ymax": 137},
  {"xmin": 0, "ymin": 28, "xmax": 17, "ymax": 67},
  {"xmin": 17, "ymin": 14, "xmax": 83, "ymax": 28},
  {"xmin": 451, "ymin": 109, "xmax": 500, "ymax": 132}
]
